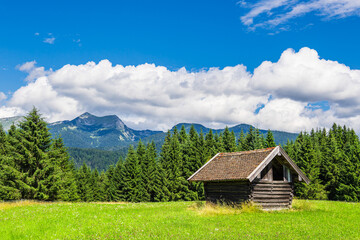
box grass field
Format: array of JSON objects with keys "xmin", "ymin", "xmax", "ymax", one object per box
[{"xmin": 0, "ymin": 200, "xmax": 359, "ymax": 239}]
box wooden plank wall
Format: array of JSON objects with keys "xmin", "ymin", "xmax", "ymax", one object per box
[
  {"xmin": 251, "ymin": 180, "xmax": 293, "ymax": 209},
  {"xmin": 204, "ymin": 181, "xmax": 251, "ymax": 204}
]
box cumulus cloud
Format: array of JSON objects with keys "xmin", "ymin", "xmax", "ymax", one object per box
[
  {"xmin": 251, "ymin": 47, "xmax": 360, "ymax": 116},
  {"xmin": 1, "ymin": 47, "xmax": 360, "ymax": 133},
  {"xmin": 17, "ymin": 61, "xmax": 51, "ymax": 82},
  {"xmin": 240, "ymin": 0, "xmax": 360, "ymax": 29}
]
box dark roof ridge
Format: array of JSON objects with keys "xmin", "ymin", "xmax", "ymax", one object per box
[{"xmin": 219, "ymin": 147, "xmax": 276, "ymax": 156}]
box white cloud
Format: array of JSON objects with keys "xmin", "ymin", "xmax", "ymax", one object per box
[
  {"xmin": 251, "ymin": 47, "xmax": 360, "ymax": 117},
  {"xmin": 17, "ymin": 61, "xmax": 51, "ymax": 82},
  {"xmin": 18, "ymin": 61, "xmax": 36, "ymax": 72},
  {"xmin": 1, "ymin": 47, "xmax": 360, "ymax": 133},
  {"xmin": 0, "ymin": 106, "xmax": 25, "ymax": 118},
  {"xmin": 240, "ymin": 0, "xmax": 360, "ymax": 29},
  {"xmin": 43, "ymin": 37, "xmax": 55, "ymax": 44}
]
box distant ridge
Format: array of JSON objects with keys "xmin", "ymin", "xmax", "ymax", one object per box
[
  {"xmin": 165, "ymin": 123, "xmax": 298, "ymax": 146},
  {"xmin": 48, "ymin": 112, "xmax": 162, "ymax": 149},
  {"xmin": 1, "ymin": 113, "xmax": 298, "ymax": 149}
]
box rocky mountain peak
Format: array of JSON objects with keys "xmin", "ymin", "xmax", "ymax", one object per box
[{"xmin": 71, "ymin": 112, "xmax": 126, "ymax": 132}]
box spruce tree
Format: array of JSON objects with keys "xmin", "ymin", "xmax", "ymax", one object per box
[
  {"xmin": 76, "ymin": 163, "xmax": 93, "ymax": 201},
  {"xmin": 14, "ymin": 108, "xmax": 57, "ymax": 200},
  {"xmin": 121, "ymin": 145, "xmax": 146, "ymax": 202},
  {"xmin": 205, "ymin": 129, "xmax": 217, "ymax": 159},
  {"xmin": 107, "ymin": 159, "xmax": 125, "ymax": 201},
  {"xmin": 265, "ymin": 130, "xmax": 276, "ymax": 148},
  {"xmin": 136, "ymin": 141, "xmax": 151, "ymax": 201},
  {"xmin": 237, "ymin": 129, "xmax": 247, "ymax": 151},
  {"xmin": 47, "ymin": 137, "xmax": 79, "ymax": 201},
  {"xmin": 222, "ymin": 127, "xmax": 236, "ymax": 152},
  {"xmin": 152, "ymin": 163, "xmax": 171, "ymax": 202},
  {"xmin": 0, "ymin": 124, "xmax": 23, "ymax": 200},
  {"xmin": 143, "ymin": 141, "xmax": 158, "ymax": 201}
]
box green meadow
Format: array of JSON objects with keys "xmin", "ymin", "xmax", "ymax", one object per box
[{"xmin": 0, "ymin": 200, "xmax": 359, "ymax": 240}]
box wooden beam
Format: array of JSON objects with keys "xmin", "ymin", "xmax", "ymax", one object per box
[{"xmin": 247, "ymin": 146, "xmax": 279, "ymax": 182}]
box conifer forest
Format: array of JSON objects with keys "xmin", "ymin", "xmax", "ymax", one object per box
[{"xmin": 1, "ymin": 108, "xmax": 359, "ymax": 202}]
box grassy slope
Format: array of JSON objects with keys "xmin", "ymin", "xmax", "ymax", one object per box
[{"xmin": 0, "ymin": 200, "xmax": 359, "ymax": 240}]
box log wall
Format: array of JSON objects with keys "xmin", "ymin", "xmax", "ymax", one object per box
[
  {"xmin": 251, "ymin": 180, "xmax": 293, "ymax": 210},
  {"xmin": 204, "ymin": 180, "xmax": 294, "ymax": 210},
  {"xmin": 204, "ymin": 181, "xmax": 251, "ymax": 204}
]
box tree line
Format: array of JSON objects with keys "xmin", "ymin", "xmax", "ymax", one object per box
[
  {"xmin": 57, "ymin": 118, "xmax": 278, "ymax": 202},
  {"xmin": 285, "ymin": 124, "xmax": 360, "ymax": 201},
  {"xmin": 1, "ymin": 108, "xmax": 359, "ymax": 202}
]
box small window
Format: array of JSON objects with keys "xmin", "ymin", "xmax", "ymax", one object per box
[{"xmin": 283, "ymin": 166, "xmax": 292, "ymax": 182}]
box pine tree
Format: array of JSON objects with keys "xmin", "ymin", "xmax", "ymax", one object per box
[
  {"xmin": 222, "ymin": 127, "xmax": 236, "ymax": 152},
  {"xmin": 245, "ymin": 127, "xmax": 255, "ymax": 150},
  {"xmin": 143, "ymin": 141, "xmax": 158, "ymax": 201},
  {"xmin": 214, "ymin": 133, "xmax": 224, "ymax": 153},
  {"xmin": 205, "ymin": 129, "xmax": 217, "ymax": 159},
  {"xmin": 254, "ymin": 128, "xmax": 264, "ymax": 149},
  {"xmin": 91, "ymin": 169, "xmax": 103, "ymax": 201},
  {"xmin": 0, "ymin": 124, "xmax": 23, "ymax": 200},
  {"xmin": 121, "ymin": 145, "xmax": 146, "ymax": 202},
  {"xmin": 14, "ymin": 108, "xmax": 58, "ymax": 200},
  {"xmin": 137, "ymin": 140, "xmax": 151, "ymax": 201},
  {"xmin": 46, "ymin": 137, "xmax": 79, "ymax": 201},
  {"xmin": 237, "ymin": 129, "xmax": 247, "ymax": 151},
  {"xmin": 179, "ymin": 125, "xmax": 187, "ymax": 145},
  {"xmin": 152, "ymin": 163, "xmax": 171, "ymax": 202},
  {"xmin": 265, "ymin": 130, "xmax": 276, "ymax": 148},
  {"xmin": 107, "ymin": 159, "xmax": 124, "ymax": 201},
  {"xmin": 76, "ymin": 163, "xmax": 93, "ymax": 201}
]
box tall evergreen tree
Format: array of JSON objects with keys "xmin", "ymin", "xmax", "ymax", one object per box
[
  {"xmin": 205, "ymin": 129, "xmax": 217, "ymax": 159},
  {"xmin": 47, "ymin": 137, "xmax": 79, "ymax": 201},
  {"xmin": 237, "ymin": 129, "xmax": 247, "ymax": 151},
  {"xmin": 265, "ymin": 130, "xmax": 276, "ymax": 148},
  {"xmin": 121, "ymin": 145, "xmax": 147, "ymax": 202},
  {"xmin": 222, "ymin": 127, "xmax": 237, "ymax": 152},
  {"xmin": 12, "ymin": 107, "xmax": 65, "ymax": 200},
  {"xmin": 0, "ymin": 124, "xmax": 23, "ymax": 200},
  {"xmin": 76, "ymin": 162, "xmax": 93, "ymax": 201},
  {"xmin": 143, "ymin": 141, "xmax": 160, "ymax": 201}
]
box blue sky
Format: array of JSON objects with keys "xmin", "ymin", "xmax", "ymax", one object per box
[{"xmin": 1, "ymin": 0, "xmax": 360, "ymax": 132}]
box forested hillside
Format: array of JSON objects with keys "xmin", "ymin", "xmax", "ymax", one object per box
[
  {"xmin": 1, "ymin": 109, "xmax": 359, "ymax": 202},
  {"xmin": 68, "ymin": 147, "xmax": 127, "ymax": 171}
]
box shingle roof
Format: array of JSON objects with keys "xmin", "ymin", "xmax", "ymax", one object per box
[{"xmin": 188, "ymin": 147, "xmax": 276, "ymax": 182}]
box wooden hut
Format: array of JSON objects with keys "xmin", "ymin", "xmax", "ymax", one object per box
[{"xmin": 188, "ymin": 146, "xmax": 310, "ymax": 210}]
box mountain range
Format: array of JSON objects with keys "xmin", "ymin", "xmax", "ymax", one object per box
[
  {"xmin": 48, "ymin": 112, "xmax": 162, "ymax": 149},
  {"xmin": 0, "ymin": 112, "xmax": 298, "ymax": 149},
  {"xmin": 0, "ymin": 112, "xmax": 299, "ymax": 170}
]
